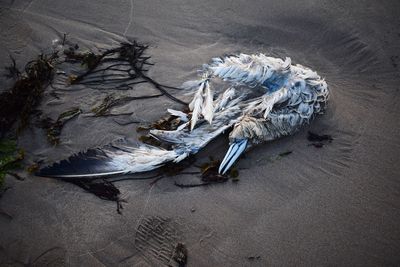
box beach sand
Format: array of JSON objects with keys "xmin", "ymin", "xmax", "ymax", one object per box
[{"xmin": 0, "ymin": 0, "xmax": 399, "ymax": 265}]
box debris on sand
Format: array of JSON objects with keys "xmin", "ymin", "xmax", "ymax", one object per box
[
  {"xmin": 137, "ymin": 113, "xmax": 192, "ymax": 150},
  {"xmin": 0, "ymin": 53, "xmax": 58, "ymax": 135},
  {"xmin": 91, "ymin": 94, "xmax": 118, "ymax": 116},
  {"xmin": 26, "ymin": 163, "xmax": 40, "ymax": 174},
  {"xmin": 91, "ymin": 94, "xmax": 161, "ymax": 117},
  {"xmin": 137, "ymin": 114, "xmax": 186, "ymax": 132},
  {"xmin": 3, "ymin": 55, "xmax": 21, "ymax": 80},
  {"xmin": 174, "ymin": 157, "xmax": 239, "ymax": 188},
  {"xmin": 64, "ymin": 41, "xmax": 187, "ymax": 105},
  {"xmin": 307, "ymin": 131, "xmax": 333, "ymax": 148},
  {"xmin": 200, "ymin": 158, "xmax": 229, "ymax": 184},
  {"xmin": 0, "ymin": 139, "xmax": 24, "ymax": 189},
  {"xmin": 41, "ymin": 108, "xmax": 82, "ymax": 145},
  {"xmin": 0, "ymin": 39, "xmax": 190, "ymax": 212}
]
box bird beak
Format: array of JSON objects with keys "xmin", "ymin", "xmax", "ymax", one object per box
[{"xmin": 218, "ymin": 139, "xmax": 248, "ymax": 175}]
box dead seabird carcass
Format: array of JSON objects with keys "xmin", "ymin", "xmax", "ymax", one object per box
[{"xmin": 37, "ymin": 53, "xmax": 329, "ymax": 178}]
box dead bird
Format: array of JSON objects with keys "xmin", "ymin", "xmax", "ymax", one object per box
[{"xmin": 37, "ymin": 54, "xmax": 329, "ymax": 178}]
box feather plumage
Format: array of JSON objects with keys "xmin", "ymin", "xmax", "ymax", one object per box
[
  {"xmin": 189, "ymin": 82, "xmax": 204, "ymax": 130},
  {"xmin": 201, "ymin": 80, "xmax": 214, "ymax": 124}
]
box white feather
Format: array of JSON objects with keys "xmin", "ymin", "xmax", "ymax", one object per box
[
  {"xmin": 201, "ymin": 81, "xmax": 214, "ymax": 124},
  {"xmin": 208, "ymin": 54, "xmax": 292, "ymax": 87},
  {"xmin": 167, "ymin": 109, "xmax": 189, "ymax": 122},
  {"xmin": 215, "ymin": 87, "xmax": 236, "ymax": 111},
  {"xmin": 189, "ymin": 89, "xmax": 203, "ymax": 131}
]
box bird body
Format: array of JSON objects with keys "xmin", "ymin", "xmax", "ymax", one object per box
[{"xmin": 37, "ymin": 53, "xmax": 329, "ymax": 178}]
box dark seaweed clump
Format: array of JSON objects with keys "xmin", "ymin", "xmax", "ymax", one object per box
[
  {"xmin": 174, "ymin": 157, "xmax": 239, "ymax": 188},
  {"xmin": 64, "ymin": 41, "xmax": 187, "ymax": 106},
  {"xmin": 0, "ymin": 53, "xmax": 58, "ymax": 136}
]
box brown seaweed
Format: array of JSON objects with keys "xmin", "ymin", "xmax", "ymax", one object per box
[
  {"xmin": 174, "ymin": 158, "xmax": 239, "ymax": 188},
  {"xmin": 137, "ymin": 115, "xmax": 185, "ymax": 132},
  {"xmin": 41, "ymin": 108, "xmax": 82, "ymax": 145},
  {"xmin": 91, "ymin": 93, "xmax": 163, "ymax": 117}
]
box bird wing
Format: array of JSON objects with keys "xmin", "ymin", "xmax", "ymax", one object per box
[{"xmin": 36, "ymin": 139, "xmax": 181, "ymax": 178}]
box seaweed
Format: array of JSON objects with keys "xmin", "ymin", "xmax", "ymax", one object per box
[
  {"xmin": 0, "ymin": 52, "xmax": 58, "ymax": 136},
  {"xmin": 41, "ymin": 108, "xmax": 81, "ymax": 145},
  {"xmin": 200, "ymin": 159, "xmax": 229, "ymax": 184},
  {"xmin": 91, "ymin": 93, "xmax": 163, "ymax": 117},
  {"xmin": 3, "ymin": 55, "xmax": 21, "ymax": 80},
  {"xmin": 26, "ymin": 163, "xmax": 40, "ymax": 174},
  {"xmin": 137, "ymin": 115, "xmax": 184, "ymax": 132},
  {"xmin": 0, "ymin": 139, "xmax": 24, "ymax": 188},
  {"xmin": 198, "ymin": 157, "xmax": 239, "ymax": 183},
  {"xmin": 174, "ymin": 157, "xmax": 239, "ymax": 188},
  {"xmin": 91, "ymin": 95, "xmax": 118, "ymax": 116},
  {"xmin": 65, "ymin": 41, "xmax": 187, "ymax": 105}
]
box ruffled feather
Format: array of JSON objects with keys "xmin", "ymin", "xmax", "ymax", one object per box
[
  {"xmin": 189, "ymin": 83, "xmax": 204, "ymax": 131},
  {"xmin": 206, "ymin": 54, "xmax": 291, "ymax": 88},
  {"xmin": 202, "ymin": 81, "xmax": 214, "ymax": 123},
  {"xmin": 188, "ymin": 80, "xmax": 214, "ymax": 130}
]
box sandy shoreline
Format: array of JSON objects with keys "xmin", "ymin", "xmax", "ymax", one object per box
[{"xmin": 1, "ymin": 0, "xmax": 400, "ymax": 266}]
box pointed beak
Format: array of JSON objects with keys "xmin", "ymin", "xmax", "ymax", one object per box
[{"xmin": 218, "ymin": 139, "xmax": 248, "ymax": 175}]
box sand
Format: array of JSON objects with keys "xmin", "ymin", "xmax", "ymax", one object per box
[{"xmin": 0, "ymin": 0, "xmax": 399, "ymax": 266}]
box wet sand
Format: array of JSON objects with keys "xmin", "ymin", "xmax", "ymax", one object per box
[{"xmin": 0, "ymin": 0, "xmax": 400, "ymax": 266}]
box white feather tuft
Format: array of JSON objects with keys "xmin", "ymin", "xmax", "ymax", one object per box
[
  {"xmin": 215, "ymin": 87, "xmax": 236, "ymax": 111},
  {"xmin": 201, "ymin": 81, "xmax": 214, "ymax": 124},
  {"xmin": 208, "ymin": 54, "xmax": 292, "ymax": 87},
  {"xmin": 167, "ymin": 109, "xmax": 189, "ymax": 122},
  {"xmin": 189, "ymin": 86, "xmax": 204, "ymax": 131}
]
